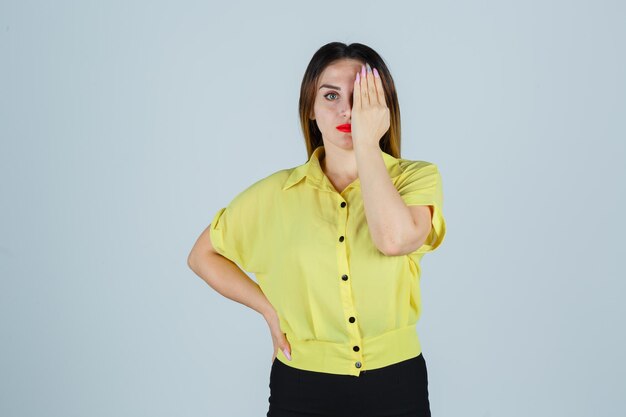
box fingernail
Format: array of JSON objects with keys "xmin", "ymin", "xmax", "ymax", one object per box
[
  {"xmin": 366, "ymin": 63, "xmax": 372, "ymax": 73},
  {"xmin": 283, "ymin": 348, "xmax": 292, "ymax": 361},
  {"xmin": 361, "ymin": 65, "xmax": 366, "ymax": 77},
  {"xmin": 356, "ymin": 72, "xmax": 360, "ymax": 83},
  {"xmin": 373, "ymin": 68, "xmax": 379, "ymax": 78}
]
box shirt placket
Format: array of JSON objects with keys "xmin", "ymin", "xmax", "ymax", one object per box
[{"xmin": 335, "ymin": 192, "xmax": 364, "ymax": 375}]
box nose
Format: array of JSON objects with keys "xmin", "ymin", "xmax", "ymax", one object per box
[{"xmin": 342, "ymin": 100, "xmax": 353, "ymax": 119}]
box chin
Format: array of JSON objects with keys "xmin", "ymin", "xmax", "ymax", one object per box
[
  {"xmin": 322, "ymin": 133, "xmax": 354, "ymax": 150},
  {"xmin": 338, "ymin": 140, "xmax": 354, "ymax": 150}
]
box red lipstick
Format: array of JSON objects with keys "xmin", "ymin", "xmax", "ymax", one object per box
[{"xmin": 336, "ymin": 123, "xmax": 351, "ymax": 132}]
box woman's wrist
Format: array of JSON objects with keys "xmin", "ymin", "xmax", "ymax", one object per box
[{"xmin": 261, "ymin": 303, "xmax": 278, "ymax": 322}]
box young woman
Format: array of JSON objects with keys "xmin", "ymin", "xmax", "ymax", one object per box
[{"xmin": 188, "ymin": 41, "xmax": 447, "ymax": 417}]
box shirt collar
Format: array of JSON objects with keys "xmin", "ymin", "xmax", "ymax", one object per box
[{"xmin": 282, "ymin": 145, "xmax": 404, "ymax": 191}]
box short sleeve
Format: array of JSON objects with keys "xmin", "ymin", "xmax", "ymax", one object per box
[
  {"xmin": 208, "ymin": 181, "xmax": 269, "ymax": 273},
  {"xmin": 396, "ymin": 162, "xmax": 447, "ymax": 254}
]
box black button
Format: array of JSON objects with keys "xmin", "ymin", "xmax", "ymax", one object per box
[
  {"xmin": 355, "ymin": 361, "xmax": 362, "ymax": 368},
  {"xmin": 339, "ymin": 236, "xmax": 344, "ymax": 242},
  {"xmin": 353, "ymin": 346, "xmax": 360, "ymax": 352},
  {"xmin": 340, "ymin": 201, "xmax": 346, "ymax": 208},
  {"xmin": 349, "ymin": 316, "xmax": 355, "ymax": 323},
  {"xmin": 342, "ymin": 274, "xmax": 348, "ymax": 281}
]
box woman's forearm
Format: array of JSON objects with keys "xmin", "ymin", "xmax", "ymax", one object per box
[{"xmin": 188, "ymin": 252, "xmax": 277, "ymax": 321}]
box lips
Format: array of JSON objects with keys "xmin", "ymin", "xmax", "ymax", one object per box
[{"xmin": 336, "ymin": 124, "xmax": 351, "ymax": 132}]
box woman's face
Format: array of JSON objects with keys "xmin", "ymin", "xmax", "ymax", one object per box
[{"xmin": 311, "ymin": 58, "xmax": 364, "ymax": 150}]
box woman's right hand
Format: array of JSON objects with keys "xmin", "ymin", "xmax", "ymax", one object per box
[{"xmin": 265, "ymin": 310, "xmax": 292, "ymax": 363}]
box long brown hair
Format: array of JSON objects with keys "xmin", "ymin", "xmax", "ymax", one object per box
[{"xmin": 298, "ymin": 42, "xmax": 402, "ymax": 159}]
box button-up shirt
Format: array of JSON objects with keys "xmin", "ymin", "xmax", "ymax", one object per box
[{"xmin": 209, "ymin": 145, "xmax": 447, "ymax": 376}]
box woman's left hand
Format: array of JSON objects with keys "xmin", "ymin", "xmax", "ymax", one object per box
[{"xmin": 351, "ymin": 63, "xmax": 390, "ymax": 149}]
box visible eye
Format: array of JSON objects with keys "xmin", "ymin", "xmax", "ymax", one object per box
[{"xmin": 323, "ymin": 92, "xmax": 339, "ymax": 101}]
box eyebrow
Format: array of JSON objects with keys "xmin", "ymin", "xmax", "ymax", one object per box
[{"xmin": 319, "ymin": 84, "xmax": 341, "ymax": 90}]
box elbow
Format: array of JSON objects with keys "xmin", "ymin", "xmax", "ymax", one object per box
[
  {"xmin": 380, "ymin": 230, "xmax": 426, "ymax": 257},
  {"xmin": 188, "ymin": 248, "xmax": 223, "ymax": 274},
  {"xmin": 379, "ymin": 237, "xmax": 402, "ymax": 257},
  {"xmin": 187, "ymin": 249, "xmax": 200, "ymax": 272},
  {"xmin": 187, "ymin": 252, "xmax": 195, "ymax": 271},
  {"xmin": 381, "ymin": 243, "xmax": 402, "ymax": 257}
]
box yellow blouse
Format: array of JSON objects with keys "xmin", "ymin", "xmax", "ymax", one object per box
[{"xmin": 209, "ymin": 145, "xmax": 446, "ymax": 376}]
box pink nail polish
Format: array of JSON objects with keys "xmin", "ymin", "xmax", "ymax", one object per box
[
  {"xmin": 356, "ymin": 72, "xmax": 360, "ymax": 83},
  {"xmin": 283, "ymin": 348, "xmax": 291, "ymax": 360},
  {"xmin": 361, "ymin": 65, "xmax": 366, "ymax": 77},
  {"xmin": 373, "ymin": 68, "xmax": 380, "ymax": 78}
]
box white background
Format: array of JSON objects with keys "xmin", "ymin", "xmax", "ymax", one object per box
[{"xmin": 1, "ymin": 0, "xmax": 624, "ymax": 416}]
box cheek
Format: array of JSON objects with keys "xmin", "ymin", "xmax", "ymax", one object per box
[{"xmin": 313, "ymin": 103, "xmax": 335, "ymax": 121}]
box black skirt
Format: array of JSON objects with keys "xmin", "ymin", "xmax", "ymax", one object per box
[{"xmin": 266, "ymin": 353, "xmax": 431, "ymax": 417}]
